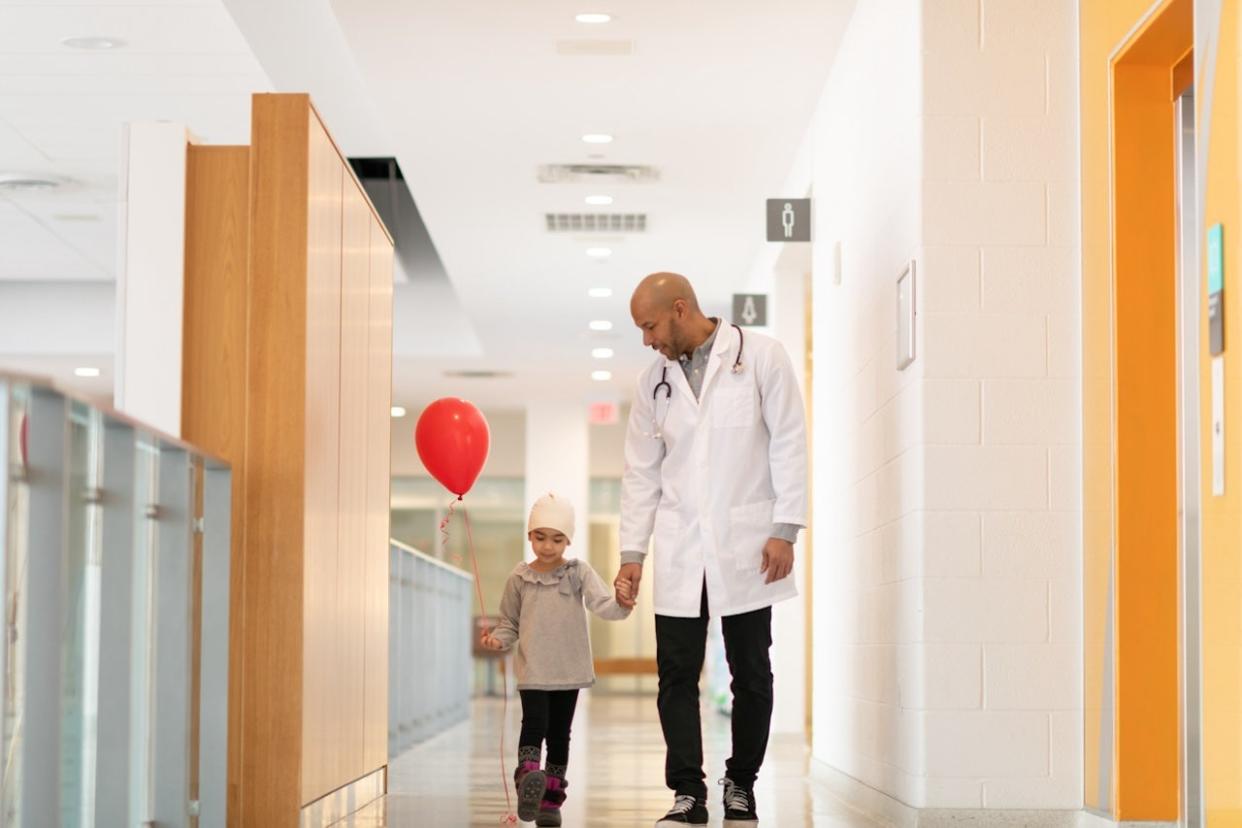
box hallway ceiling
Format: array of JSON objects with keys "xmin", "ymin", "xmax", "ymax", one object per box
[
  {"xmin": 0, "ymin": 0, "xmax": 852, "ymax": 417},
  {"xmin": 0, "ymin": 0, "xmax": 270, "ymax": 283},
  {"xmin": 330, "ymin": 0, "xmax": 853, "ymax": 410}
]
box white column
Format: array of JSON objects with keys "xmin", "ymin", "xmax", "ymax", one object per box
[
  {"xmin": 114, "ymin": 122, "xmax": 189, "ymax": 436},
  {"xmin": 768, "ymin": 264, "xmax": 810, "ymax": 736},
  {"xmin": 524, "ymin": 399, "xmax": 590, "ymax": 563}
]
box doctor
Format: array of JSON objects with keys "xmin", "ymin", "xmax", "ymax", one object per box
[{"xmin": 614, "ymin": 272, "xmax": 807, "ymax": 827}]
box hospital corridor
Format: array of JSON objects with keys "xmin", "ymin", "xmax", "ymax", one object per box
[{"xmin": 0, "ymin": 0, "xmax": 1240, "ymax": 826}]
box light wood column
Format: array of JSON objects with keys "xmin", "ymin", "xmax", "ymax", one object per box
[{"xmin": 182, "ymin": 93, "xmax": 394, "ymax": 827}]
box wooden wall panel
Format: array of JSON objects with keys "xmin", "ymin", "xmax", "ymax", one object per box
[
  {"xmin": 242, "ymin": 93, "xmax": 312, "ymax": 826},
  {"xmin": 364, "ymin": 215, "xmax": 393, "ymax": 770},
  {"xmin": 301, "ymin": 114, "xmax": 345, "ymax": 806},
  {"xmin": 337, "ymin": 177, "xmax": 372, "ymax": 782},
  {"xmin": 184, "ymin": 94, "xmax": 393, "ymax": 823},
  {"xmin": 181, "ymin": 144, "xmax": 250, "ymax": 823}
]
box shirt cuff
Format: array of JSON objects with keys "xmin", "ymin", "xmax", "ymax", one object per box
[
  {"xmin": 619, "ymin": 549, "xmax": 647, "ymax": 566},
  {"xmin": 771, "ymin": 523, "xmax": 801, "ymax": 543}
]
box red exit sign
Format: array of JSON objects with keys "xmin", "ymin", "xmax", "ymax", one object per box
[{"xmin": 587, "ymin": 401, "xmax": 619, "ymax": 425}]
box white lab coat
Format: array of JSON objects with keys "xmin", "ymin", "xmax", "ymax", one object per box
[{"xmin": 620, "ymin": 322, "xmax": 808, "ymax": 618}]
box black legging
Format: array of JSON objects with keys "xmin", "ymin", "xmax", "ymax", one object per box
[{"xmin": 518, "ymin": 689, "xmax": 580, "ymax": 771}]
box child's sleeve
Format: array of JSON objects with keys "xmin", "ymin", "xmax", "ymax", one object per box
[
  {"xmin": 490, "ymin": 575, "xmax": 521, "ymax": 649},
  {"xmin": 582, "ymin": 563, "xmax": 632, "ymax": 621}
]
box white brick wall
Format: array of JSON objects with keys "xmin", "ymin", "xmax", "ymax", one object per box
[
  {"xmin": 808, "ymin": 0, "xmax": 925, "ymax": 797},
  {"xmin": 915, "ymin": 0, "xmax": 1081, "ymax": 811},
  {"xmin": 797, "ymin": 0, "xmax": 1080, "ymax": 814}
]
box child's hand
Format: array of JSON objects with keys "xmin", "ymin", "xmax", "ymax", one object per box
[
  {"xmin": 480, "ymin": 633, "xmax": 504, "ymax": 651},
  {"xmin": 615, "ymin": 579, "xmax": 632, "ymax": 601}
]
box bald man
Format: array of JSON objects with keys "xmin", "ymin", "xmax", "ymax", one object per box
[{"xmin": 615, "ymin": 273, "xmax": 807, "ymax": 827}]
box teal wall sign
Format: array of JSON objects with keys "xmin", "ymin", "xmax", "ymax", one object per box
[{"xmin": 1209, "ymin": 223, "xmax": 1224, "ymax": 355}]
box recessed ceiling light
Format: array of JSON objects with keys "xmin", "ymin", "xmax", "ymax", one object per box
[
  {"xmin": 52, "ymin": 212, "xmax": 100, "ymax": 222},
  {"xmin": 74, "ymin": 367, "xmax": 100, "ymax": 378},
  {"xmin": 575, "ymin": 13, "xmax": 613, "ymax": 24},
  {"xmin": 391, "ymin": 406, "xmax": 407, "ymax": 418},
  {"xmin": 592, "ymin": 348, "xmax": 614, "ymax": 359},
  {"xmin": 586, "ymin": 247, "xmax": 612, "ymax": 258},
  {"xmin": 61, "ymin": 36, "xmax": 126, "ymax": 50},
  {"xmin": 588, "ymin": 287, "xmax": 613, "ymax": 298},
  {"xmin": 0, "ymin": 173, "xmax": 63, "ymax": 192},
  {"xmin": 585, "ymin": 195, "xmax": 614, "ymax": 206},
  {"xmin": 581, "ymin": 133, "xmax": 614, "ymax": 144},
  {"xmin": 592, "ymin": 370, "xmax": 613, "ymax": 381},
  {"xmin": 589, "ymin": 320, "xmax": 613, "ymax": 331}
]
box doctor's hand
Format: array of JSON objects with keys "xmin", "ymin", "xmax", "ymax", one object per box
[
  {"xmin": 614, "ymin": 563, "xmax": 643, "ymax": 609},
  {"xmin": 761, "ymin": 539, "xmax": 795, "ymax": 584}
]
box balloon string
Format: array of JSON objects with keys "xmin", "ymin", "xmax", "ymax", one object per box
[{"xmin": 448, "ymin": 498, "xmax": 518, "ymax": 824}]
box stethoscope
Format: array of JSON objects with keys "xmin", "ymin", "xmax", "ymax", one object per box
[{"xmin": 648, "ymin": 323, "xmax": 745, "ymax": 440}]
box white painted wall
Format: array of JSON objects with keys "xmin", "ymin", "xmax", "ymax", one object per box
[
  {"xmin": 764, "ymin": 0, "xmax": 1082, "ymax": 812},
  {"xmin": 799, "ymin": 0, "xmax": 926, "ymax": 804},
  {"xmin": 114, "ymin": 122, "xmax": 188, "ymax": 437},
  {"xmin": 916, "ymin": 0, "xmax": 1081, "ymax": 809}
]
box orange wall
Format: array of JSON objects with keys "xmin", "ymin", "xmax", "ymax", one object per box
[
  {"xmin": 1200, "ymin": 1, "xmax": 1242, "ymax": 822},
  {"xmin": 1080, "ymin": 0, "xmax": 1189, "ymax": 817}
]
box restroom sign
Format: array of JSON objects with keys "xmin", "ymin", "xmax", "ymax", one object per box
[
  {"xmin": 732, "ymin": 293, "xmax": 768, "ymax": 327},
  {"xmin": 766, "ymin": 198, "xmax": 811, "ymax": 242}
]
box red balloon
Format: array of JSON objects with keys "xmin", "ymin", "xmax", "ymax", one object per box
[{"xmin": 415, "ymin": 398, "xmax": 490, "ymax": 497}]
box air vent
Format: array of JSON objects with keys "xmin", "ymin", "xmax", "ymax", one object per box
[
  {"xmin": 545, "ymin": 213, "xmax": 647, "ymax": 233},
  {"xmin": 538, "ymin": 164, "xmax": 660, "ymax": 184},
  {"xmin": 442, "ymin": 370, "xmax": 512, "ymax": 380},
  {"xmin": 556, "ymin": 39, "xmax": 635, "ymax": 56}
]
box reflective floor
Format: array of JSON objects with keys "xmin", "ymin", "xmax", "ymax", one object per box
[{"xmin": 336, "ymin": 694, "xmax": 883, "ymax": 827}]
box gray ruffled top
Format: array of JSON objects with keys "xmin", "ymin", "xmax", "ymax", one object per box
[{"xmin": 490, "ymin": 558, "xmax": 631, "ymax": 690}]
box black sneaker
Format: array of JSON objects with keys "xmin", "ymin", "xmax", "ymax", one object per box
[
  {"xmin": 720, "ymin": 777, "xmax": 758, "ymax": 824},
  {"xmin": 655, "ymin": 793, "xmax": 709, "ymax": 826}
]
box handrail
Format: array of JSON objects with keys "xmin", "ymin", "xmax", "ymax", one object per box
[{"xmin": 390, "ymin": 538, "xmax": 473, "ymax": 580}]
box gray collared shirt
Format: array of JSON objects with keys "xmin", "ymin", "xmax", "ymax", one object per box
[
  {"xmin": 620, "ymin": 320, "xmax": 799, "ymax": 566},
  {"xmin": 678, "ymin": 318, "xmax": 721, "ymax": 401}
]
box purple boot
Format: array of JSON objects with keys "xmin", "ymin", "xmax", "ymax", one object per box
[
  {"xmin": 514, "ymin": 748, "xmax": 546, "ymax": 823},
  {"xmin": 535, "ymin": 774, "xmax": 567, "ymax": 827}
]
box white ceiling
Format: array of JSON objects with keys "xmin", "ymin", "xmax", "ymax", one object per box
[
  {"xmin": 330, "ymin": 0, "xmax": 853, "ymax": 410},
  {"xmin": 0, "ymin": 0, "xmax": 270, "ymax": 389},
  {"xmin": 0, "ymin": 0, "xmax": 852, "ymax": 414}
]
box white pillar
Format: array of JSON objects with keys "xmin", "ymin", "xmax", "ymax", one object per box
[
  {"xmin": 769, "ymin": 262, "xmax": 810, "ymax": 737},
  {"xmin": 114, "ymin": 122, "xmax": 189, "ymax": 436},
  {"xmin": 524, "ymin": 399, "xmax": 590, "ymax": 563}
]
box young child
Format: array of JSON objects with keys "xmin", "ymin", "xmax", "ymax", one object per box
[{"xmin": 480, "ymin": 492, "xmax": 632, "ymax": 825}]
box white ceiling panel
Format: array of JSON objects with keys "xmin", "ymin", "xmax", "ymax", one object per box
[
  {"xmin": 0, "ymin": 52, "xmax": 265, "ymax": 76},
  {"xmin": 0, "ymin": 5, "xmax": 253, "ymax": 54},
  {"xmin": 0, "ymin": 202, "xmax": 105, "ymax": 279}
]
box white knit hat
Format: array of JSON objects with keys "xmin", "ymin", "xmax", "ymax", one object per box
[{"xmin": 527, "ymin": 492, "xmax": 575, "ymax": 541}]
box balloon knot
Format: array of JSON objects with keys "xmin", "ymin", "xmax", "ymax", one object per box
[{"xmin": 500, "ymin": 813, "xmax": 518, "ymax": 825}]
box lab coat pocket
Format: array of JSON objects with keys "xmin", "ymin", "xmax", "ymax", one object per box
[
  {"xmin": 712, "ymin": 387, "xmax": 756, "ymax": 429},
  {"xmin": 652, "ymin": 508, "xmax": 684, "ymax": 561},
  {"xmin": 728, "ymin": 498, "xmax": 776, "ymax": 573}
]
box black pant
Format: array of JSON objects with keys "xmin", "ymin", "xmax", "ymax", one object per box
[
  {"xmin": 518, "ymin": 689, "xmax": 579, "ymax": 771},
  {"xmin": 655, "ymin": 583, "xmax": 773, "ymax": 799}
]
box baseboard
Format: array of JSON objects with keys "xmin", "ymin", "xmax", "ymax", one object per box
[
  {"xmin": 1076, "ymin": 813, "xmax": 1176, "ymax": 828},
  {"xmin": 807, "ymin": 759, "xmax": 1093, "ymax": 828},
  {"xmin": 807, "ymin": 759, "xmax": 918, "ymax": 828},
  {"xmin": 299, "ymin": 766, "xmax": 387, "ymax": 828}
]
